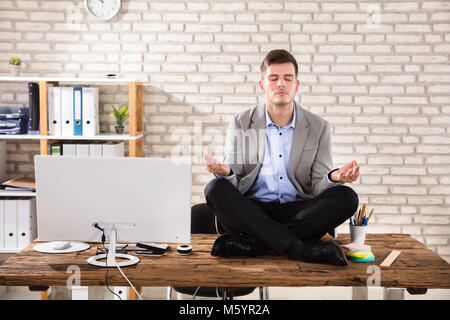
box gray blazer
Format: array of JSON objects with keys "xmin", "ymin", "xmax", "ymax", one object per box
[{"xmin": 222, "ymin": 101, "xmax": 337, "ymax": 199}]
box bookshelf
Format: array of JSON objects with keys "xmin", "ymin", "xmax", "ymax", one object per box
[
  {"xmin": 0, "ymin": 76, "xmax": 143, "ymax": 156},
  {"xmin": 0, "ymin": 76, "xmax": 144, "ymax": 253}
]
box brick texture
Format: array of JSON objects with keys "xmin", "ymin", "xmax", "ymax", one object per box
[{"xmin": 0, "ymin": 0, "xmax": 449, "ymax": 262}]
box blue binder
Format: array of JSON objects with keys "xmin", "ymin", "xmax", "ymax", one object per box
[{"xmin": 73, "ymin": 87, "xmax": 82, "ymax": 136}]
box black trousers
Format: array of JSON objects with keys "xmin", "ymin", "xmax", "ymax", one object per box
[{"xmin": 204, "ymin": 178, "xmax": 359, "ymax": 255}]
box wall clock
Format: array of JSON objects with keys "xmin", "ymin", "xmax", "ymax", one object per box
[{"xmin": 84, "ymin": 0, "xmax": 121, "ymax": 20}]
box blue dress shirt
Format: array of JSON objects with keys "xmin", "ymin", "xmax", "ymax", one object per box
[{"xmin": 245, "ymin": 106, "xmax": 302, "ymax": 203}]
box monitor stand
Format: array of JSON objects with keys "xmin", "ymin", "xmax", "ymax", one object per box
[{"xmin": 87, "ymin": 225, "xmax": 139, "ymax": 268}]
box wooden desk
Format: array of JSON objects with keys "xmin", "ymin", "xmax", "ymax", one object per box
[{"xmin": 0, "ymin": 234, "xmax": 449, "ymax": 293}]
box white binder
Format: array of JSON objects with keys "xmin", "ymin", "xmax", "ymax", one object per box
[
  {"xmin": 76, "ymin": 144, "xmax": 90, "ymax": 157},
  {"xmin": 89, "ymin": 143, "xmax": 103, "ymax": 157},
  {"xmin": 0, "ymin": 199, "xmax": 4, "ymax": 248},
  {"xmin": 17, "ymin": 198, "xmax": 37, "ymax": 249},
  {"xmin": 61, "ymin": 87, "xmax": 74, "ymax": 136},
  {"xmin": 82, "ymin": 87, "xmax": 99, "ymax": 137},
  {"xmin": 48, "ymin": 87, "xmax": 62, "ymax": 136},
  {"xmin": 62, "ymin": 143, "xmax": 77, "ymax": 156},
  {"xmin": 4, "ymin": 199, "xmax": 17, "ymax": 248},
  {"xmin": 74, "ymin": 88, "xmax": 82, "ymax": 136},
  {"xmin": 102, "ymin": 142, "xmax": 124, "ymax": 157}
]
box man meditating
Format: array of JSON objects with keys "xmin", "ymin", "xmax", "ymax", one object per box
[{"xmin": 204, "ymin": 49, "xmax": 360, "ymax": 266}]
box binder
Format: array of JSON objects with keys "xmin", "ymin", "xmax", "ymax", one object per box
[
  {"xmin": 0, "ymin": 141, "xmax": 6, "ymax": 184},
  {"xmin": 89, "ymin": 143, "xmax": 102, "ymax": 157},
  {"xmin": 17, "ymin": 198, "xmax": 37, "ymax": 248},
  {"xmin": 74, "ymin": 87, "xmax": 82, "ymax": 136},
  {"xmin": 76, "ymin": 143, "xmax": 90, "ymax": 157},
  {"xmin": 82, "ymin": 87, "xmax": 99, "ymax": 137},
  {"xmin": 4, "ymin": 199, "xmax": 17, "ymax": 248},
  {"xmin": 102, "ymin": 142, "xmax": 124, "ymax": 157},
  {"xmin": 0, "ymin": 199, "xmax": 4, "ymax": 248},
  {"xmin": 28, "ymin": 82, "xmax": 40, "ymax": 132},
  {"xmin": 51, "ymin": 142, "xmax": 63, "ymax": 156},
  {"xmin": 62, "ymin": 143, "xmax": 76, "ymax": 156},
  {"xmin": 61, "ymin": 87, "xmax": 74, "ymax": 136},
  {"xmin": 48, "ymin": 87, "xmax": 62, "ymax": 136}
]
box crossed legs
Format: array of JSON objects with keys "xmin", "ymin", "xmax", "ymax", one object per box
[{"xmin": 204, "ymin": 178, "xmax": 359, "ymax": 255}]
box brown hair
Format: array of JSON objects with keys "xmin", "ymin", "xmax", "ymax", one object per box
[{"xmin": 260, "ymin": 49, "xmax": 298, "ymax": 78}]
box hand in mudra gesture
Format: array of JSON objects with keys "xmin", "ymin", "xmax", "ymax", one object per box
[
  {"xmin": 203, "ymin": 147, "xmax": 231, "ymax": 177},
  {"xmin": 330, "ymin": 160, "xmax": 360, "ymax": 183}
]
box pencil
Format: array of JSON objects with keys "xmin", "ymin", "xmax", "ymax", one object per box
[
  {"xmin": 359, "ymin": 204, "xmax": 367, "ymax": 226},
  {"xmin": 367, "ymin": 208, "xmax": 374, "ymax": 223}
]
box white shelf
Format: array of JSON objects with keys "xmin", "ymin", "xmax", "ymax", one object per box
[
  {"xmin": 0, "ymin": 133, "xmax": 143, "ymax": 141},
  {"xmin": 0, "ymin": 190, "xmax": 36, "ymax": 197},
  {"xmin": 0, "ymin": 76, "xmax": 138, "ymax": 84}
]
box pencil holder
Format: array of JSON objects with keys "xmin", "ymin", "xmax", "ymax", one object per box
[{"xmin": 349, "ymin": 224, "xmax": 368, "ymax": 244}]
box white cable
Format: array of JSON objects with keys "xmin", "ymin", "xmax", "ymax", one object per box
[
  {"xmin": 192, "ymin": 286, "xmax": 201, "ymax": 300},
  {"xmin": 116, "ymin": 265, "xmax": 143, "ymax": 300}
]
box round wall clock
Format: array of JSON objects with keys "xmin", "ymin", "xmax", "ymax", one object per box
[{"xmin": 84, "ymin": 0, "xmax": 121, "ymax": 20}]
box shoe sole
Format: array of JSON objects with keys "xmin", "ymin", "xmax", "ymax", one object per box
[{"xmin": 330, "ymin": 240, "xmax": 348, "ymax": 266}]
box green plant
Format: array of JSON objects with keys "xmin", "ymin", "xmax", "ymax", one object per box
[
  {"xmin": 9, "ymin": 57, "xmax": 22, "ymax": 66},
  {"xmin": 110, "ymin": 104, "xmax": 129, "ymax": 126}
]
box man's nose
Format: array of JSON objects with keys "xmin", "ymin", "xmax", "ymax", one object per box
[{"xmin": 277, "ymin": 79, "xmax": 286, "ymax": 87}]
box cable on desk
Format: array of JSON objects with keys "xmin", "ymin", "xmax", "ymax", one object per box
[
  {"xmin": 95, "ymin": 223, "xmax": 122, "ymax": 300},
  {"xmin": 117, "ymin": 265, "xmax": 143, "ymax": 300},
  {"xmin": 105, "ymin": 254, "xmax": 122, "ymax": 300},
  {"xmin": 192, "ymin": 286, "xmax": 201, "ymax": 300},
  {"xmin": 216, "ymin": 287, "xmax": 221, "ymax": 299}
]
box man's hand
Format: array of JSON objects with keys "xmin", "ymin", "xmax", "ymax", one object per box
[
  {"xmin": 204, "ymin": 147, "xmax": 231, "ymax": 177},
  {"xmin": 330, "ymin": 160, "xmax": 360, "ymax": 183}
]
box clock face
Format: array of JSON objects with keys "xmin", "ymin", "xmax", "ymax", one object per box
[{"xmin": 85, "ymin": 0, "xmax": 121, "ymax": 20}]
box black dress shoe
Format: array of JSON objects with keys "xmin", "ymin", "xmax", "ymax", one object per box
[
  {"xmin": 211, "ymin": 233, "xmax": 269, "ymax": 257},
  {"xmin": 301, "ymin": 239, "xmax": 348, "ymax": 266}
]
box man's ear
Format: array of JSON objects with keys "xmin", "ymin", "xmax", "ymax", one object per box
[
  {"xmin": 295, "ymin": 79, "xmax": 300, "ymax": 92},
  {"xmin": 259, "ymin": 79, "xmax": 265, "ymax": 93}
]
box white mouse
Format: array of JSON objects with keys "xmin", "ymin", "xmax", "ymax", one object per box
[{"xmin": 53, "ymin": 242, "xmax": 71, "ymax": 250}]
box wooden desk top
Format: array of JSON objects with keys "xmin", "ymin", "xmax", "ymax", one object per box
[{"xmin": 0, "ymin": 234, "xmax": 449, "ymax": 290}]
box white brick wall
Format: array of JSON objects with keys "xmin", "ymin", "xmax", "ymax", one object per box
[{"xmin": 0, "ymin": 0, "xmax": 449, "ymax": 262}]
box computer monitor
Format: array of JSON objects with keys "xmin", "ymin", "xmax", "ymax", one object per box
[{"xmin": 34, "ymin": 156, "xmax": 191, "ymax": 245}]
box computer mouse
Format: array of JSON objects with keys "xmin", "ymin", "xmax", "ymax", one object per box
[{"xmin": 53, "ymin": 242, "xmax": 71, "ymax": 250}]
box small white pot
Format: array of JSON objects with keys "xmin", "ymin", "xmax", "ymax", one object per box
[{"xmin": 9, "ymin": 64, "xmax": 21, "ymax": 76}]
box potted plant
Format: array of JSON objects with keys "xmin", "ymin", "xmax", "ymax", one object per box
[
  {"xmin": 9, "ymin": 57, "xmax": 22, "ymax": 76},
  {"xmin": 110, "ymin": 104, "xmax": 129, "ymax": 134}
]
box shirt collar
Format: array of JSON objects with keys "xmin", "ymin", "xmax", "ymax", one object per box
[{"xmin": 265, "ymin": 104, "xmax": 296, "ymax": 129}]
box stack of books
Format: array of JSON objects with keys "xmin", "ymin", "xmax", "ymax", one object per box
[{"xmin": 1, "ymin": 177, "xmax": 36, "ymax": 192}]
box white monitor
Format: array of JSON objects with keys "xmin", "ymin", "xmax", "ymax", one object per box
[{"xmin": 34, "ymin": 156, "xmax": 191, "ymax": 245}]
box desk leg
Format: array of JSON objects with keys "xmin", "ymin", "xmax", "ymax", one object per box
[
  {"xmin": 259, "ymin": 287, "xmax": 269, "ymax": 300},
  {"xmin": 129, "ymin": 286, "xmax": 142, "ymax": 300},
  {"xmin": 383, "ymin": 288, "xmax": 405, "ymax": 300},
  {"xmin": 167, "ymin": 286, "xmax": 173, "ymax": 300}
]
